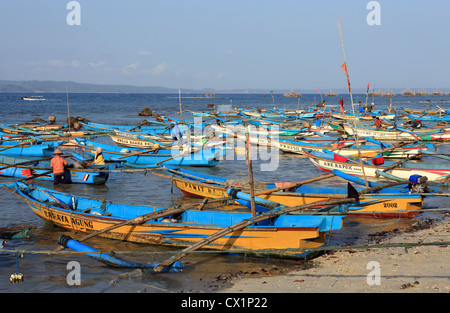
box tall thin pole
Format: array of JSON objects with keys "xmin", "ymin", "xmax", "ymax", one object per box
[
  {"xmin": 178, "ymin": 89, "xmax": 183, "ymax": 121},
  {"xmin": 66, "ymin": 87, "xmax": 71, "ymax": 132},
  {"xmin": 365, "ymin": 83, "xmax": 369, "ymax": 107},
  {"xmin": 338, "ymin": 19, "xmax": 369, "ymax": 188},
  {"xmin": 177, "ymin": 89, "xmax": 190, "ymax": 148},
  {"xmin": 246, "ymin": 125, "xmax": 256, "ymax": 217}
]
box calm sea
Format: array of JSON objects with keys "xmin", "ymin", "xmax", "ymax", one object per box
[{"xmin": 0, "ymin": 92, "xmax": 449, "ymax": 293}]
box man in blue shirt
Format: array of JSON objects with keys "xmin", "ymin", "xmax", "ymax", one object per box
[{"xmin": 359, "ymin": 103, "xmax": 365, "ymax": 114}]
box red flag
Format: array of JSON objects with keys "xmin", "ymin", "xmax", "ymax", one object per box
[
  {"xmin": 318, "ymin": 89, "xmax": 321, "ymax": 93},
  {"xmin": 341, "ymin": 62, "xmax": 348, "ymax": 77},
  {"xmin": 339, "ymin": 97, "xmax": 345, "ymax": 117},
  {"xmin": 367, "ymin": 82, "xmax": 370, "ymax": 91},
  {"xmin": 341, "ymin": 62, "xmax": 350, "ymax": 89}
]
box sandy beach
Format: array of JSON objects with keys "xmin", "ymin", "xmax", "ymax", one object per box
[{"xmin": 218, "ymin": 215, "xmax": 450, "ymax": 293}]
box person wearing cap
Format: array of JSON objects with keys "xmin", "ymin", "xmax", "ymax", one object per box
[
  {"xmin": 50, "ymin": 149, "xmax": 68, "ymax": 185},
  {"xmin": 93, "ymin": 147, "xmax": 105, "ymax": 165}
]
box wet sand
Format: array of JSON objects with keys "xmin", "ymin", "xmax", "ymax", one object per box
[{"xmin": 217, "ymin": 215, "xmax": 450, "ymax": 293}]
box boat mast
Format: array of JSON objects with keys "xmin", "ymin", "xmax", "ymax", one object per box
[
  {"xmin": 338, "ymin": 19, "xmax": 369, "ymax": 188},
  {"xmin": 66, "ymin": 87, "xmax": 71, "ymax": 133},
  {"xmin": 246, "ymin": 125, "xmax": 256, "ymax": 216}
]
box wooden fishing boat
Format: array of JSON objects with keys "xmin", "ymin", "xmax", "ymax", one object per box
[
  {"xmin": 14, "ymin": 123, "xmax": 64, "ymax": 132},
  {"xmin": 340, "ymin": 124, "xmax": 442, "ymax": 141},
  {"xmin": 109, "ymin": 130, "xmax": 174, "ymax": 148},
  {"xmin": 402, "ymin": 107, "xmax": 447, "ymax": 115},
  {"xmin": 9, "ymin": 182, "xmax": 347, "ymax": 259},
  {"xmin": 416, "ymin": 131, "xmax": 450, "ymax": 142},
  {"xmin": 155, "ymin": 166, "xmax": 423, "ymax": 217},
  {"xmin": 0, "ymin": 155, "xmax": 109, "ymax": 184},
  {"xmin": 21, "ymin": 96, "xmax": 45, "ymax": 101},
  {"xmin": 190, "ymin": 111, "xmax": 240, "ymax": 118},
  {"xmin": 0, "ymin": 124, "xmax": 35, "ymax": 136},
  {"xmin": 403, "ymin": 113, "xmax": 450, "ymax": 123},
  {"xmin": 274, "ymin": 137, "xmax": 431, "ymax": 159},
  {"xmin": 237, "ymin": 108, "xmax": 304, "ymax": 119},
  {"xmin": 304, "ymin": 149, "xmax": 450, "ymax": 182},
  {"xmin": 109, "ymin": 129, "xmax": 224, "ymax": 149},
  {"xmin": 74, "ymin": 138, "xmax": 225, "ymax": 167},
  {"xmin": 0, "ymin": 126, "xmax": 106, "ymax": 149},
  {"xmin": 79, "ymin": 120, "xmax": 171, "ymax": 132},
  {"xmin": 330, "ymin": 113, "xmax": 369, "ymax": 121},
  {"xmin": 109, "ymin": 133, "xmax": 159, "ymax": 148},
  {"xmin": 210, "ymin": 124, "xmax": 302, "ymax": 138}
]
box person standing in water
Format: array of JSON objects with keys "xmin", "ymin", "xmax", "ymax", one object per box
[{"xmin": 50, "ymin": 149, "xmax": 68, "ymax": 185}]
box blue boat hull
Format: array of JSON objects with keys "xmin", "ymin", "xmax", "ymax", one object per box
[{"xmin": 75, "ymin": 138, "xmax": 223, "ymax": 167}]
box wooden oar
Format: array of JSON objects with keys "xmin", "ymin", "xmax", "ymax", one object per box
[
  {"xmin": 154, "ymin": 147, "xmax": 198, "ymax": 166},
  {"xmin": 380, "ymin": 141, "xmax": 407, "ymax": 153},
  {"xmin": 153, "ymin": 168, "xmax": 228, "ymax": 186},
  {"xmin": 117, "ymin": 148, "xmax": 157, "ymax": 159},
  {"xmin": 327, "ymin": 141, "xmax": 358, "ymax": 152},
  {"xmin": 155, "ymin": 168, "xmax": 336, "ymax": 194},
  {"xmin": 254, "ymin": 173, "xmax": 336, "ymax": 196},
  {"xmin": 356, "ymin": 180, "xmax": 407, "ymax": 195},
  {"xmin": 128, "ymin": 124, "xmax": 143, "ymax": 132},
  {"xmin": 376, "ymin": 156, "xmax": 410, "ymax": 176}
]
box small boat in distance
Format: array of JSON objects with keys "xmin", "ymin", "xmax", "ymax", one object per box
[{"xmin": 21, "ymin": 96, "xmax": 45, "ymax": 101}]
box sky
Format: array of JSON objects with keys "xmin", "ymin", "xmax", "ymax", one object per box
[{"xmin": 1, "ymin": 0, "xmax": 449, "ymax": 91}]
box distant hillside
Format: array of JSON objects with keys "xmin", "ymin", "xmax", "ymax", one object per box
[
  {"xmin": 0, "ymin": 80, "xmax": 308, "ymax": 94},
  {"xmin": 0, "ymin": 80, "xmax": 185, "ymax": 93},
  {"xmin": 0, "ymin": 79, "xmax": 446, "ymax": 95},
  {"xmin": 0, "ymin": 80, "xmax": 339, "ymax": 94}
]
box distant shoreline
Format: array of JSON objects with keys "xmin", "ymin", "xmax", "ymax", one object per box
[{"xmin": 1, "ymin": 80, "xmax": 448, "ymax": 95}]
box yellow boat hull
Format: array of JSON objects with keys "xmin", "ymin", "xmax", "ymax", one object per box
[
  {"xmin": 172, "ymin": 178, "xmax": 422, "ymax": 218},
  {"xmin": 24, "ymin": 196, "xmax": 329, "ymax": 258}
]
